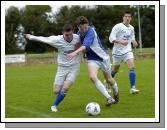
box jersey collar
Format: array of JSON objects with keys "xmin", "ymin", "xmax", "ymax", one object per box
[{"xmin": 63, "ymin": 35, "xmax": 73, "ymax": 43}]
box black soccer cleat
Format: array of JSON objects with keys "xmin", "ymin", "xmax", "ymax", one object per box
[{"xmin": 113, "ymin": 92, "xmax": 119, "ymax": 104}]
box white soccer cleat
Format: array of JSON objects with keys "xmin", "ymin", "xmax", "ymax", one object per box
[
  {"xmin": 130, "ymin": 88, "xmax": 140, "ymax": 94},
  {"xmin": 103, "ymin": 80, "xmax": 112, "ymax": 93},
  {"xmin": 51, "ymin": 105, "xmax": 58, "ymax": 112}
]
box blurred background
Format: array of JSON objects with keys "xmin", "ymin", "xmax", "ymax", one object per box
[{"xmin": 5, "ymin": 5, "xmax": 155, "ymax": 64}]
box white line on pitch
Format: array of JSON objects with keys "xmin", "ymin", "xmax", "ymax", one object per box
[{"xmin": 7, "ymin": 106, "xmax": 51, "ymax": 118}]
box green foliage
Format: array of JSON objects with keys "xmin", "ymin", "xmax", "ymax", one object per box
[
  {"xmin": 5, "ymin": 6, "xmax": 23, "ymax": 54},
  {"xmin": 5, "ymin": 5, "xmax": 155, "ymax": 54}
]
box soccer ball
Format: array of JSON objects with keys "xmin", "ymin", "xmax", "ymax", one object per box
[{"xmin": 85, "ymin": 102, "xmax": 100, "ymax": 116}]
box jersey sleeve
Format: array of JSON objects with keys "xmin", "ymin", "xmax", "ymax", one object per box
[
  {"xmin": 29, "ymin": 35, "xmax": 61, "ymax": 47},
  {"xmin": 82, "ymin": 28, "xmax": 95, "ymax": 50},
  {"xmin": 109, "ymin": 25, "xmax": 120, "ymax": 43}
]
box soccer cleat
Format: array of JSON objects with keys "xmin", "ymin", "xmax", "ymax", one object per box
[
  {"xmin": 103, "ymin": 80, "xmax": 112, "ymax": 93},
  {"xmin": 106, "ymin": 97, "xmax": 116, "ymax": 106},
  {"xmin": 130, "ymin": 88, "xmax": 140, "ymax": 94},
  {"xmin": 51, "ymin": 105, "xmax": 58, "ymax": 112},
  {"xmin": 113, "ymin": 92, "xmax": 119, "ymax": 104}
]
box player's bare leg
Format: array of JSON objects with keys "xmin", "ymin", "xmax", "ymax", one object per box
[
  {"xmin": 103, "ymin": 71, "xmax": 119, "ymax": 103},
  {"xmin": 111, "ymin": 65, "xmax": 120, "ymax": 78},
  {"xmin": 104, "ymin": 64, "xmax": 120, "ymax": 93},
  {"xmin": 51, "ymin": 81, "xmax": 73, "ymax": 112},
  {"xmin": 126, "ymin": 58, "xmax": 140, "ymax": 94},
  {"xmin": 88, "ymin": 65, "xmax": 115, "ymax": 106}
]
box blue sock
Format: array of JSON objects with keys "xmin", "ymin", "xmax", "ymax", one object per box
[
  {"xmin": 53, "ymin": 87, "xmax": 66, "ymax": 107},
  {"xmin": 111, "ymin": 71, "xmax": 117, "ymax": 78},
  {"xmin": 129, "ymin": 70, "xmax": 136, "ymax": 88}
]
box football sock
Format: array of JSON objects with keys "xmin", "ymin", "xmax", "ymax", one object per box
[
  {"xmin": 111, "ymin": 71, "xmax": 117, "ymax": 78},
  {"xmin": 53, "ymin": 86, "xmax": 66, "ymax": 107},
  {"xmin": 94, "ymin": 79, "xmax": 111, "ymax": 99},
  {"xmin": 111, "ymin": 82, "xmax": 119, "ymax": 95},
  {"xmin": 129, "ymin": 70, "xmax": 136, "ymax": 89}
]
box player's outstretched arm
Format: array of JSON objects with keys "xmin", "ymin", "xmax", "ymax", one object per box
[{"xmin": 24, "ymin": 34, "xmax": 57, "ymax": 46}]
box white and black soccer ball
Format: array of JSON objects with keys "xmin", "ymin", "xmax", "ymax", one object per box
[{"xmin": 85, "ymin": 102, "xmax": 100, "ymax": 116}]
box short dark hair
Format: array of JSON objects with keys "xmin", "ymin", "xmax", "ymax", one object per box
[
  {"xmin": 123, "ymin": 11, "xmax": 132, "ymax": 17},
  {"xmin": 62, "ymin": 23, "xmax": 73, "ymax": 32},
  {"xmin": 76, "ymin": 16, "xmax": 89, "ymax": 26}
]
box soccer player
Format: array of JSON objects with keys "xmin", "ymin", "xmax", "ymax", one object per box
[
  {"xmin": 109, "ymin": 11, "xmax": 139, "ymax": 94},
  {"xmin": 24, "ymin": 24, "xmax": 81, "ymax": 112},
  {"xmin": 66, "ymin": 16, "xmax": 119, "ymax": 105}
]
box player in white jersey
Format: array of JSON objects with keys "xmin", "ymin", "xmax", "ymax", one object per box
[
  {"xmin": 24, "ymin": 24, "xmax": 81, "ymax": 112},
  {"xmin": 108, "ymin": 11, "xmax": 139, "ymax": 94},
  {"xmin": 67, "ymin": 16, "xmax": 119, "ymax": 106}
]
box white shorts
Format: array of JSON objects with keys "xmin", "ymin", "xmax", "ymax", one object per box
[
  {"xmin": 54, "ymin": 63, "xmax": 80, "ymax": 85},
  {"xmin": 87, "ymin": 58, "xmax": 111, "ymax": 73},
  {"xmin": 112, "ymin": 52, "xmax": 134, "ymax": 65}
]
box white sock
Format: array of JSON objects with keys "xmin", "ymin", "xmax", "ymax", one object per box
[
  {"xmin": 94, "ymin": 79, "xmax": 111, "ymax": 99},
  {"xmin": 131, "ymin": 86, "xmax": 136, "ymax": 89},
  {"xmin": 111, "ymin": 82, "xmax": 119, "ymax": 95}
]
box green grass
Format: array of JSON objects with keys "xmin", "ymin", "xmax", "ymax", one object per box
[{"xmin": 5, "ymin": 58, "xmax": 155, "ymax": 118}]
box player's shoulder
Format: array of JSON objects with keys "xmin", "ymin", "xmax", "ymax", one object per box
[
  {"xmin": 49, "ymin": 35, "xmax": 63, "ymax": 42},
  {"xmin": 86, "ymin": 27, "xmax": 96, "ymax": 36},
  {"xmin": 73, "ymin": 34, "xmax": 80, "ymax": 39},
  {"xmin": 113, "ymin": 23, "xmax": 123, "ymax": 30},
  {"xmin": 115, "ymin": 23, "xmax": 123, "ymax": 27},
  {"xmin": 129, "ymin": 24, "xmax": 134, "ymax": 29}
]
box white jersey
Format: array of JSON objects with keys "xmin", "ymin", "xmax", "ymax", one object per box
[
  {"xmin": 109, "ymin": 23, "xmax": 135, "ymax": 55},
  {"xmin": 29, "ymin": 34, "xmax": 80, "ymax": 66}
]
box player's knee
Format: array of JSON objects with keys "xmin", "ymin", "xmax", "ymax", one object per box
[
  {"xmin": 113, "ymin": 65, "xmax": 120, "ymax": 72},
  {"xmin": 63, "ymin": 85, "xmax": 70, "ymax": 92},
  {"xmin": 52, "ymin": 85, "xmax": 60, "ymax": 94},
  {"xmin": 129, "ymin": 64, "xmax": 135, "ymax": 70},
  {"xmin": 63, "ymin": 81, "xmax": 73, "ymax": 92}
]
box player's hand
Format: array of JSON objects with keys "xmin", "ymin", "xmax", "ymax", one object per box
[
  {"xmin": 132, "ymin": 40, "xmax": 138, "ymax": 47},
  {"xmin": 66, "ymin": 52, "xmax": 77, "ymax": 60},
  {"xmin": 24, "ymin": 34, "xmax": 30, "ymax": 39},
  {"xmin": 120, "ymin": 40, "xmax": 128, "ymax": 45},
  {"xmin": 115, "ymin": 40, "xmax": 128, "ymax": 45}
]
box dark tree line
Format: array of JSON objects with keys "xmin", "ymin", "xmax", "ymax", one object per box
[{"xmin": 5, "ymin": 5, "xmax": 155, "ymax": 54}]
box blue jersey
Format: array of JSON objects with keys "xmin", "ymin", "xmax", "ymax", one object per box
[{"xmin": 78, "ymin": 27, "xmax": 109, "ymax": 61}]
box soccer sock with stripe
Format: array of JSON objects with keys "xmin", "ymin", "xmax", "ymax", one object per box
[
  {"xmin": 53, "ymin": 86, "xmax": 66, "ymax": 107},
  {"xmin": 129, "ymin": 70, "xmax": 136, "ymax": 89},
  {"xmin": 94, "ymin": 79, "xmax": 111, "ymax": 99}
]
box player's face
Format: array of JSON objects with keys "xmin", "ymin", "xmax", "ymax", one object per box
[
  {"xmin": 63, "ymin": 31, "xmax": 73, "ymax": 42},
  {"xmin": 78, "ymin": 24, "xmax": 89, "ymax": 34},
  {"xmin": 123, "ymin": 14, "xmax": 132, "ymax": 25}
]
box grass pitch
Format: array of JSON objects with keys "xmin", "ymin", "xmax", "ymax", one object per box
[{"xmin": 5, "ymin": 58, "xmax": 155, "ymax": 118}]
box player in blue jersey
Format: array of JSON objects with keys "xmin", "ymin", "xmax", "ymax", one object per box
[{"xmin": 67, "ymin": 16, "xmax": 119, "ymax": 105}]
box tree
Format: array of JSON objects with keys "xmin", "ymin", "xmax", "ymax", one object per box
[
  {"xmin": 5, "ymin": 5, "xmax": 155, "ymax": 54},
  {"xmin": 5, "ymin": 6, "xmax": 23, "ymax": 54}
]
